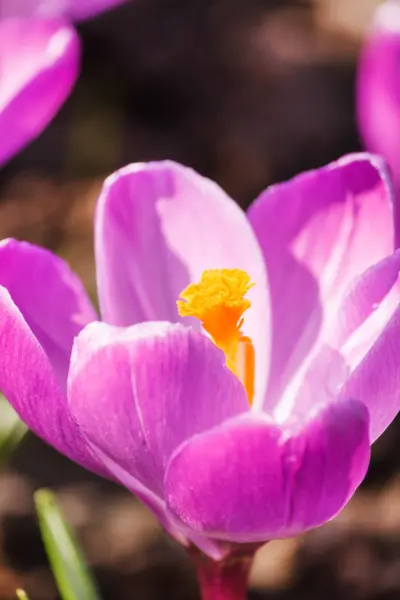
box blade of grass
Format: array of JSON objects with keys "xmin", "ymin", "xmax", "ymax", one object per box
[
  {"xmin": 34, "ymin": 489, "xmax": 102, "ymax": 600},
  {"xmin": 16, "ymin": 590, "xmax": 30, "ymax": 600}
]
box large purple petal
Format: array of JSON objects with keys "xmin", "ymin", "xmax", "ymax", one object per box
[
  {"xmin": 356, "ymin": 1, "xmax": 400, "ymax": 228},
  {"xmin": 338, "ymin": 304, "xmax": 400, "ymax": 443},
  {"xmin": 247, "ymin": 154, "xmax": 394, "ymax": 411},
  {"xmin": 328, "ymin": 250, "xmax": 400, "ymax": 352},
  {"xmin": 0, "ymin": 286, "xmax": 106, "ymax": 476},
  {"xmin": 0, "ymin": 18, "xmax": 79, "ymax": 167},
  {"xmin": 68, "ymin": 321, "xmax": 248, "ymax": 498},
  {"xmin": 0, "ymin": 0, "xmax": 127, "ymax": 21},
  {"xmin": 95, "ymin": 161, "xmax": 270, "ymax": 404},
  {"xmin": 0, "ymin": 239, "xmax": 96, "ymax": 386},
  {"xmin": 165, "ymin": 400, "xmax": 370, "ymax": 542},
  {"xmin": 275, "ymin": 251, "xmax": 400, "ymax": 425}
]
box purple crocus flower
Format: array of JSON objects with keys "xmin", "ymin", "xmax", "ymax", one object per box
[
  {"xmin": 0, "ymin": 0, "xmax": 127, "ymax": 22},
  {"xmin": 0, "ymin": 18, "xmax": 79, "ymax": 166},
  {"xmin": 0, "ymin": 0, "xmax": 126, "ymax": 166},
  {"xmin": 357, "ymin": 0, "xmax": 400, "ymax": 230},
  {"xmin": 0, "ymin": 154, "xmax": 399, "ymax": 597}
]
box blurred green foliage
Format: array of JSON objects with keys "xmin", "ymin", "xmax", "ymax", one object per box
[{"xmin": 34, "ymin": 489, "xmax": 102, "ymax": 600}]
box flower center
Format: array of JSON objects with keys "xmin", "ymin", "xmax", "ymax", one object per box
[{"xmin": 177, "ymin": 269, "xmax": 255, "ymax": 405}]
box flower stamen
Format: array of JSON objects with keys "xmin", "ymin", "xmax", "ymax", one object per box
[{"xmin": 177, "ymin": 269, "xmax": 255, "ymax": 404}]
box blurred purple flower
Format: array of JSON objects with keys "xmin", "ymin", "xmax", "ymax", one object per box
[
  {"xmin": 0, "ymin": 0, "xmax": 128, "ymax": 22},
  {"xmin": 357, "ymin": 0, "xmax": 400, "ymax": 228},
  {"xmin": 0, "ymin": 154, "xmax": 399, "ymax": 561},
  {"xmin": 0, "ymin": 0, "xmax": 126, "ymax": 166},
  {"xmin": 0, "ymin": 18, "xmax": 79, "ymax": 166}
]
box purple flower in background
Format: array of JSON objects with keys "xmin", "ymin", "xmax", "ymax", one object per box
[
  {"xmin": 0, "ymin": 18, "xmax": 79, "ymax": 166},
  {"xmin": 0, "ymin": 0, "xmax": 126, "ymax": 166},
  {"xmin": 0, "ymin": 154, "xmax": 400, "ymax": 580},
  {"xmin": 0, "ymin": 0, "xmax": 127, "ymax": 22},
  {"xmin": 357, "ymin": 0, "xmax": 400, "ymax": 230}
]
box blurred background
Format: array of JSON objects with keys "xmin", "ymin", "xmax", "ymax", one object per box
[{"xmin": 1, "ymin": 0, "xmax": 400, "ymax": 598}]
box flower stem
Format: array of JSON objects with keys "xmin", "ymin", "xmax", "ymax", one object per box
[{"xmin": 191, "ymin": 549, "xmax": 255, "ymax": 600}]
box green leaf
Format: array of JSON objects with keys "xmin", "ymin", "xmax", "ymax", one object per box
[
  {"xmin": 16, "ymin": 590, "xmax": 30, "ymax": 600},
  {"xmin": 0, "ymin": 394, "xmax": 27, "ymax": 467},
  {"xmin": 34, "ymin": 489, "xmax": 102, "ymax": 600}
]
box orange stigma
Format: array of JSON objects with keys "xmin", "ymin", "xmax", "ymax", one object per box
[{"xmin": 177, "ymin": 269, "xmax": 255, "ymax": 404}]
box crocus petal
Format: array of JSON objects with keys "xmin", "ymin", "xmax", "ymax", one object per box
[
  {"xmin": 95, "ymin": 161, "xmax": 270, "ymax": 404},
  {"xmin": 0, "ymin": 286, "xmax": 107, "ymax": 477},
  {"xmin": 0, "ymin": 239, "xmax": 97, "ymax": 385},
  {"xmin": 327, "ymin": 251, "xmax": 400, "ymax": 379},
  {"xmin": 338, "ymin": 305, "xmax": 400, "ymax": 443},
  {"xmin": 165, "ymin": 400, "xmax": 370, "ymax": 542},
  {"xmin": 68, "ymin": 321, "xmax": 248, "ymax": 498},
  {"xmin": 247, "ymin": 153, "xmax": 394, "ymax": 410},
  {"xmin": 64, "ymin": 0, "xmax": 127, "ymax": 21},
  {"xmin": 357, "ymin": 1, "xmax": 400, "ymax": 226},
  {"xmin": 0, "ymin": 18, "xmax": 80, "ymax": 167},
  {"xmin": 0, "ymin": 0, "xmax": 127, "ymax": 21},
  {"xmin": 276, "ymin": 251, "xmax": 400, "ymax": 423},
  {"xmin": 328, "ymin": 250, "xmax": 400, "ymax": 351}
]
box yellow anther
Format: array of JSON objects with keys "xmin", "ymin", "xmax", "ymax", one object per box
[{"xmin": 177, "ymin": 269, "xmax": 255, "ymax": 404}]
